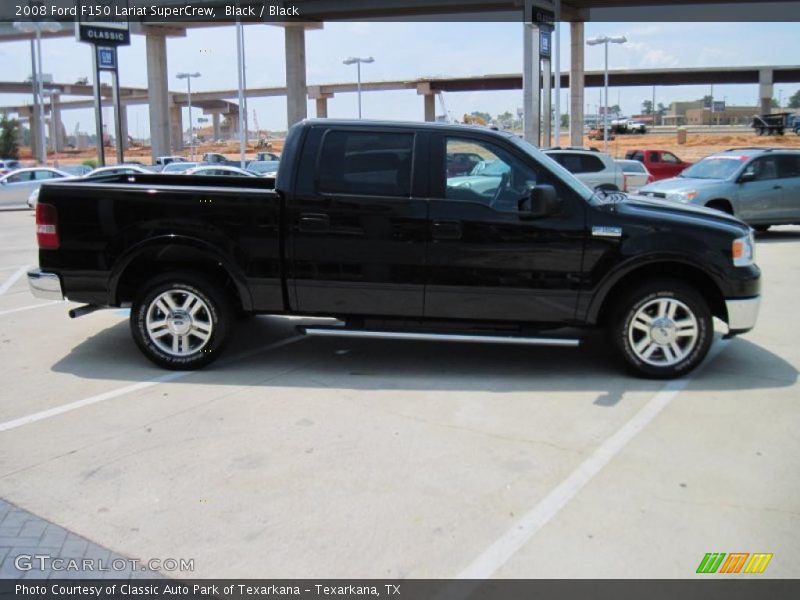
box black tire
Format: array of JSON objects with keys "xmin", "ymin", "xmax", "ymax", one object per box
[
  {"xmin": 130, "ymin": 271, "xmax": 234, "ymax": 370},
  {"xmin": 610, "ymin": 280, "xmax": 713, "ymax": 379},
  {"xmin": 753, "ymin": 224, "xmax": 770, "ymax": 233}
]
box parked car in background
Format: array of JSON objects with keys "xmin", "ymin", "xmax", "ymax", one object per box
[
  {"xmin": 544, "ymin": 148, "xmax": 625, "ymax": 191},
  {"xmin": 616, "ymin": 159, "xmax": 654, "ymax": 193},
  {"xmin": 245, "ymin": 160, "xmax": 281, "ymax": 178},
  {"xmin": 161, "ymin": 162, "xmax": 199, "ymax": 174},
  {"xmin": 85, "ymin": 165, "xmax": 152, "ymax": 177},
  {"xmin": 1, "ymin": 167, "xmax": 71, "ymax": 209},
  {"xmin": 61, "ymin": 165, "xmax": 94, "ymax": 177},
  {"xmin": 637, "ymin": 148, "xmax": 800, "ymax": 231},
  {"xmin": 184, "ymin": 165, "xmax": 257, "ymax": 177},
  {"xmin": 256, "ymin": 151, "xmax": 280, "ymax": 162},
  {"xmin": 201, "ymin": 152, "xmax": 237, "ymax": 166},
  {"xmin": 0, "ymin": 159, "xmax": 22, "ymax": 176},
  {"xmin": 153, "ymin": 156, "xmax": 188, "ymax": 169},
  {"xmin": 625, "ymin": 149, "xmax": 692, "ymax": 181},
  {"xmin": 447, "ymin": 151, "xmax": 485, "ymax": 177}
]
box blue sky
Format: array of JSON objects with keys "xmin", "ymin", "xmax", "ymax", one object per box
[{"xmin": 0, "ymin": 21, "xmax": 798, "ymax": 136}]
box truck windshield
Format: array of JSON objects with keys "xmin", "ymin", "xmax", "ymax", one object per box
[{"xmin": 680, "ymin": 157, "xmax": 744, "ymax": 179}]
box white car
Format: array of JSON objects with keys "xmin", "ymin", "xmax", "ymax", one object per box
[
  {"xmin": 85, "ymin": 165, "xmax": 152, "ymax": 177},
  {"xmin": 184, "ymin": 165, "xmax": 257, "ymax": 177},
  {"xmin": 615, "ymin": 159, "xmax": 654, "ymax": 193},
  {"xmin": 161, "ymin": 162, "xmax": 199, "ymax": 174},
  {"xmin": 0, "ymin": 167, "xmax": 71, "ymax": 210},
  {"xmin": 543, "ymin": 148, "xmax": 625, "ymax": 192}
]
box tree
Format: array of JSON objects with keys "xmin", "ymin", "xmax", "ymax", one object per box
[
  {"xmin": 560, "ymin": 113, "xmax": 569, "ymax": 128},
  {"xmin": 701, "ymin": 94, "xmax": 713, "ymax": 107},
  {"xmin": 609, "ymin": 104, "xmax": 621, "ymax": 115},
  {"xmin": 0, "ymin": 113, "xmax": 19, "ymax": 159},
  {"xmin": 470, "ymin": 111, "xmax": 492, "ymax": 123},
  {"xmin": 641, "ymin": 100, "xmax": 653, "ymax": 115},
  {"xmin": 788, "ymin": 90, "xmax": 800, "ymax": 109},
  {"xmin": 771, "ymin": 98, "xmax": 780, "ymax": 109}
]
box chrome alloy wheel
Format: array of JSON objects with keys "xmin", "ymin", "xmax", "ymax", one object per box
[
  {"xmin": 145, "ymin": 289, "xmax": 213, "ymax": 357},
  {"xmin": 627, "ymin": 298, "xmax": 699, "ymax": 367}
]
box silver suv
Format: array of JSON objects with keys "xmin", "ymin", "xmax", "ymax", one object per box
[
  {"xmin": 637, "ymin": 148, "xmax": 800, "ymax": 231},
  {"xmin": 543, "ymin": 148, "xmax": 625, "ymax": 192}
]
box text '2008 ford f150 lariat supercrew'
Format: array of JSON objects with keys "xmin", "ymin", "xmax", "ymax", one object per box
[{"xmin": 28, "ymin": 120, "xmax": 760, "ymax": 378}]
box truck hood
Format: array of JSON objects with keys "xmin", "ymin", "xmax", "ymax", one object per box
[
  {"xmin": 619, "ymin": 193, "xmax": 748, "ymax": 232},
  {"xmin": 638, "ymin": 176, "xmax": 725, "ymax": 194}
]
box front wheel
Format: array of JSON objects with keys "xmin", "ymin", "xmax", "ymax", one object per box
[
  {"xmin": 130, "ymin": 272, "xmax": 234, "ymax": 370},
  {"xmin": 611, "ymin": 281, "xmax": 713, "ymax": 379}
]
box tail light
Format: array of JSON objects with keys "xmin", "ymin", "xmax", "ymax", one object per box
[
  {"xmin": 35, "ymin": 203, "xmax": 60, "ymax": 249},
  {"xmin": 646, "ymin": 174, "xmax": 655, "ymax": 184}
]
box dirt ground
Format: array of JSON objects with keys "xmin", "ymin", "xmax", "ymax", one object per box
[{"xmin": 17, "ymin": 129, "xmax": 800, "ymax": 167}]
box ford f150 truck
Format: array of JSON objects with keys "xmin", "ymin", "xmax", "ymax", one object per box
[{"xmin": 28, "ymin": 119, "xmax": 761, "ymax": 378}]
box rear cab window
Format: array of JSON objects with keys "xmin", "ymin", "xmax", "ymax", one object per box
[{"xmin": 317, "ymin": 130, "xmax": 414, "ymax": 197}]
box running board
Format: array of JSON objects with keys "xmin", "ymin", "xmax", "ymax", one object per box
[{"xmin": 300, "ymin": 327, "xmax": 580, "ymax": 347}]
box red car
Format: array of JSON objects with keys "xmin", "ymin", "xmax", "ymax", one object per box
[{"xmin": 624, "ymin": 149, "xmax": 692, "ymax": 181}]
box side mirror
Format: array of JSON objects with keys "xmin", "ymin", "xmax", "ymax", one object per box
[
  {"xmin": 739, "ymin": 171, "xmax": 756, "ymax": 183},
  {"xmin": 522, "ymin": 184, "xmax": 561, "ymax": 218}
]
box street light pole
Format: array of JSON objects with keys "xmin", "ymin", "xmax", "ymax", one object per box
[
  {"xmin": 587, "ymin": 35, "xmax": 627, "ymax": 154},
  {"xmin": 343, "ymin": 57, "xmax": 375, "ymax": 119},
  {"xmin": 176, "ymin": 72, "xmax": 201, "ymax": 161}
]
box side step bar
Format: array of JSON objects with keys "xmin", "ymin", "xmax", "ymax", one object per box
[{"xmin": 301, "ymin": 327, "xmax": 580, "ymax": 347}]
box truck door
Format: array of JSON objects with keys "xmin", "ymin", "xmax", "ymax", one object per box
[
  {"xmin": 775, "ymin": 153, "xmax": 800, "ymax": 221},
  {"xmin": 286, "ymin": 126, "xmax": 429, "ymax": 316},
  {"xmin": 424, "ymin": 134, "xmax": 586, "ymax": 323}
]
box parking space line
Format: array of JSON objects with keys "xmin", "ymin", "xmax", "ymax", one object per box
[
  {"xmin": 456, "ymin": 339, "xmax": 730, "ymax": 580},
  {"xmin": 0, "ymin": 335, "xmax": 305, "ymax": 433},
  {"xmin": 0, "ymin": 265, "xmax": 30, "ymax": 296},
  {"xmin": 0, "ymin": 301, "xmax": 62, "ymax": 317}
]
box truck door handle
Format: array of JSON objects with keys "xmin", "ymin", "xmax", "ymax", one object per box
[
  {"xmin": 773, "ymin": 185, "xmax": 783, "ymax": 190},
  {"xmin": 432, "ymin": 220, "xmax": 462, "ymax": 240},
  {"xmin": 299, "ymin": 213, "xmax": 330, "ymax": 232}
]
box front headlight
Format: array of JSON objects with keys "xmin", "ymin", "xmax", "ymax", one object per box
[
  {"xmin": 732, "ymin": 232, "xmax": 755, "ymax": 267},
  {"xmin": 667, "ymin": 190, "xmax": 697, "ymax": 203}
]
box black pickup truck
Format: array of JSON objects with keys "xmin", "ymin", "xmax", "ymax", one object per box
[{"xmin": 28, "ymin": 119, "xmax": 760, "ymax": 378}]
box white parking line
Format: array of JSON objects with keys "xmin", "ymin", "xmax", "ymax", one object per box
[
  {"xmin": 0, "ymin": 335, "xmax": 306, "ymax": 433},
  {"xmin": 456, "ymin": 339, "xmax": 730, "ymax": 580},
  {"xmin": 0, "ymin": 265, "xmax": 30, "ymax": 296},
  {"xmin": 0, "ymin": 301, "xmax": 62, "ymax": 317}
]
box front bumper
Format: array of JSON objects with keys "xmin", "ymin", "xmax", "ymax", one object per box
[
  {"xmin": 27, "ymin": 270, "xmax": 64, "ymax": 301},
  {"xmin": 725, "ymin": 296, "xmax": 760, "ymax": 334}
]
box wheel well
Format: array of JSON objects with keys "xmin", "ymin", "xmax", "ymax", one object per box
[
  {"xmin": 705, "ymin": 198, "xmax": 733, "ymax": 214},
  {"xmin": 115, "ymin": 245, "xmax": 245, "ymax": 310},
  {"xmin": 596, "ymin": 262, "xmax": 727, "ymax": 326},
  {"xmin": 595, "ymin": 183, "xmax": 619, "ymax": 191}
]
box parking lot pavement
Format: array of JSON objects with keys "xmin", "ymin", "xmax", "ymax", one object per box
[
  {"xmin": 0, "ymin": 208, "xmax": 797, "ymax": 578},
  {"xmin": 0, "ymin": 499, "xmax": 161, "ymax": 579}
]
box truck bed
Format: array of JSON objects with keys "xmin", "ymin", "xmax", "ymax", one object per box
[{"xmin": 37, "ymin": 173, "xmax": 285, "ymax": 312}]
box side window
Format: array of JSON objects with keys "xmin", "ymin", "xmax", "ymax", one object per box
[
  {"xmin": 742, "ymin": 157, "xmax": 778, "ymax": 181},
  {"xmin": 551, "ymin": 153, "xmax": 583, "ymax": 173},
  {"xmin": 777, "ymin": 155, "xmax": 800, "ymax": 178},
  {"xmin": 661, "ymin": 152, "xmax": 681, "ymax": 164},
  {"xmin": 632, "ymin": 151, "xmax": 644, "ymax": 162},
  {"xmin": 580, "ymin": 154, "xmax": 606, "ymax": 173},
  {"xmin": 444, "ymin": 138, "xmax": 540, "ymax": 211},
  {"xmin": 7, "ymin": 172, "xmax": 32, "ymax": 183},
  {"xmin": 649, "ymin": 152, "xmax": 660, "ymax": 163},
  {"xmin": 317, "ymin": 130, "xmax": 414, "ymax": 197},
  {"xmin": 34, "ymin": 170, "xmax": 56, "ymax": 180}
]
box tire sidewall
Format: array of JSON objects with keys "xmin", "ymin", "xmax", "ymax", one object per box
[
  {"xmin": 131, "ymin": 275, "xmax": 231, "ymax": 370},
  {"xmin": 615, "ymin": 285, "xmax": 712, "ymax": 378}
]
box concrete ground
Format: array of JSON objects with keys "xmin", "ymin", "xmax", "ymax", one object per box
[{"xmin": 0, "ymin": 208, "xmax": 797, "ymax": 579}]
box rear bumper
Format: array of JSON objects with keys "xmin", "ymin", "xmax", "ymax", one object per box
[
  {"xmin": 725, "ymin": 296, "xmax": 760, "ymax": 334},
  {"xmin": 27, "ymin": 270, "xmax": 63, "ymax": 301}
]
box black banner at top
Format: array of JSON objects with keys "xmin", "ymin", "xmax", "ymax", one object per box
[{"xmin": 2, "ymin": 0, "xmax": 800, "ymax": 23}]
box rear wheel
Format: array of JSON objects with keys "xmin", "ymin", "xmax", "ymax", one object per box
[
  {"xmin": 611, "ymin": 280, "xmax": 713, "ymax": 379},
  {"xmin": 753, "ymin": 224, "xmax": 771, "ymax": 233},
  {"xmin": 130, "ymin": 272, "xmax": 233, "ymax": 370}
]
